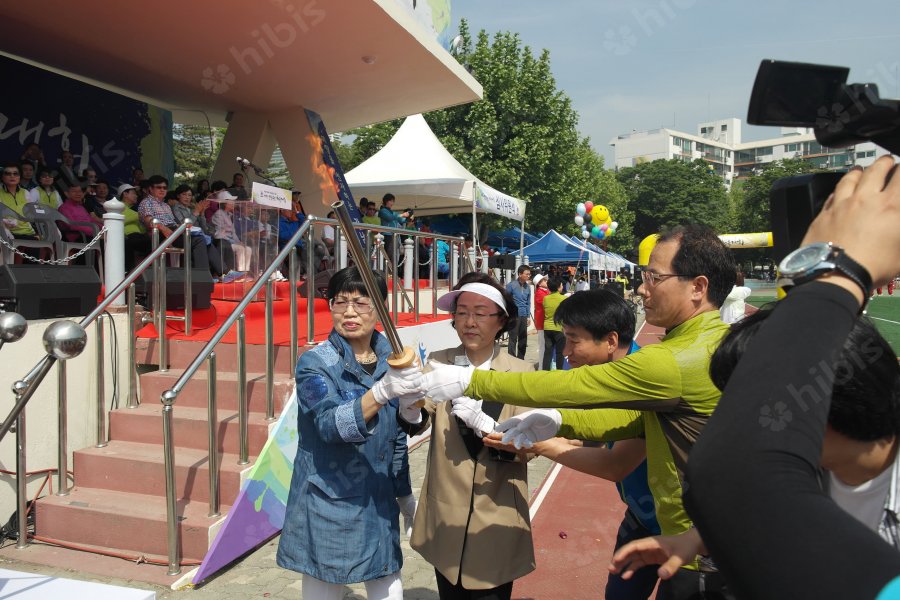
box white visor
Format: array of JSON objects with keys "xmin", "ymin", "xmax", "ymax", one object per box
[{"xmin": 436, "ymin": 282, "xmax": 509, "ymax": 315}]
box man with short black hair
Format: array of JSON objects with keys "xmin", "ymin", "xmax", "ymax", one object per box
[
  {"xmin": 505, "ymin": 264, "xmax": 532, "ymax": 359},
  {"xmin": 137, "ymin": 175, "xmax": 212, "ymax": 272}
]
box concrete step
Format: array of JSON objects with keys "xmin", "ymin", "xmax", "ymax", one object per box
[
  {"xmin": 73, "ymin": 440, "xmax": 248, "ymax": 505},
  {"xmin": 108, "ymin": 405, "xmax": 273, "ymax": 456},
  {"xmin": 35, "ymin": 487, "xmax": 229, "ymax": 562},
  {"xmin": 134, "ymin": 337, "xmax": 309, "ymax": 373},
  {"xmin": 138, "ymin": 368, "xmax": 294, "ymax": 413}
]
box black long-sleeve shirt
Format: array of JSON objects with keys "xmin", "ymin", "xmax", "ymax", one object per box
[{"xmin": 686, "ymin": 282, "xmax": 900, "ymax": 599}]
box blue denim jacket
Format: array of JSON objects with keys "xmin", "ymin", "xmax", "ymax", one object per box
[{"xmin": 276, "ymin": 329, "xmax": 412, "ymax": 583}]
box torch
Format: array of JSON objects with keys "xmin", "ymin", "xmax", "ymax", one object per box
[{"xmin": 330, "ymin": 201, "xmax": 416, "ymax": 369}]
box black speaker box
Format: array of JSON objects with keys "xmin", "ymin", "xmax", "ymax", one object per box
[
  {"xmin": 135, "ymin": 268, "xmax": 214, "ymax": 309},
  {"xmin": 0, "ymin": 264, "xmax": 101, "ymax": 320}
]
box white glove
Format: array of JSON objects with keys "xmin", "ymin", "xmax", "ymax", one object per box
[
  {"xmin": 422, "ymin": 363, "xmax": 473, "ymax": 402},
  {"xmin": 397, "ymin": 494, "xmax": 417, "ymax": 537},
  {"xmin": 372, "ymin": 365, "xmax": 424, "ymax": 405},
  {"xmin": 451, "ymin": 396, "xmax": 496, "ymax": 437},
  {"xmin": 496, "ymin": 409, "xmax": 562, "ymax": 449},
  {"xmin": 399, "ymin": 394, "xmax": 424, "ymax": 424}
]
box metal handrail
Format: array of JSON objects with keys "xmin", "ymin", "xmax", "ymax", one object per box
[{"xmin": 0, "ymin": 220, "xmax": 193, "ymax": 443}]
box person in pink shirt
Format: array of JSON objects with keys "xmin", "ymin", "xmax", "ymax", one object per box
[{"xmin": 58, "ymin": 180, "xmax": 103, "ymax": 242}]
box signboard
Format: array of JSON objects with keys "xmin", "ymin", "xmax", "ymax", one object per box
[
  {"xmin": 474, "ymin": 182, "xmax": 526, "ymax": 222},
  {"xmin": 251, "ymin": 182, "xmax": 290, "ymax": 210}
]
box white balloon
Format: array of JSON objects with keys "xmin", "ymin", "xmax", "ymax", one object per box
[
  {"xmin": 611, "ymin": 221, "xmax": 619, "ymax": 230},
  {"xmin": 581, "ymin": 230, "xmax": 590, "ymax": 239},
  {"xmin": 574, "ymin": 215, "xmax": 584, "ymax": 226}
]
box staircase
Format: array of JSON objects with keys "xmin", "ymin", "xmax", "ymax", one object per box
[{"xmin": 33, "ymin": 336, "xmax": 301, "ymax": 573}]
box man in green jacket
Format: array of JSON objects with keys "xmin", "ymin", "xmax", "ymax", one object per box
[{"xmin": 419, "ymin": 224, "xmax": 735, "ymax": 598}]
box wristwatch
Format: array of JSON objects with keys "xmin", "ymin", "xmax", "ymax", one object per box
[{"xmin": 777, "ymin": 242, "xmax": 872, "ymax": 308}]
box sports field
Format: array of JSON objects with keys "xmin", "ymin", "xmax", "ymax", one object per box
[{"xmin": 747, "ymin": 291, "xmax": 900, "ymax": 356}]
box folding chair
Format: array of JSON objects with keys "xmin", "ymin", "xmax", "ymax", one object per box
[
  {"xmin": 0, "ymin": 203, "xmax": 56, "ymax": 264},
  {"xmin": 23, "ymin": 203, "xmax": 103, "ymax": 275}
]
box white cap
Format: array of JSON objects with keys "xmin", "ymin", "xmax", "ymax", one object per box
[
  {"xmin": 215, "ymin": 190, "xmax": 238, "ymax": 201},
  {"xmin": 115, "ymin": 183, "xmax": 136, "ymax": 196},
  {"xmin": 532, "ymin": 273, "xmax": 545, "ymax": 286},
  {"xmin": 436, "ymin": 282, "xmax": 509, "ymax": 315}
]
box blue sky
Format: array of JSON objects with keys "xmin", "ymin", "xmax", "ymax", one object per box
[{"xmin": 451, "ymin": 0, "xmax": 900, "ymax": 165}]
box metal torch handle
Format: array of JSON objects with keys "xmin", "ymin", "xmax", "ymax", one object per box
[{"xmin": 331, "ymin": 201, "xmax": 415, "ymax": 369}]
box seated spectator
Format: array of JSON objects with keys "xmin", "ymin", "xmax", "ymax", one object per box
[
  {"xmin": 118, "ymin": 183, "xmax": 152, "ymax": 271},
  {"xmin": 230, "ymin": 172, "xmax": 248, "ymax": 199},
  {"xmin": 20, "ymin": 143, "xmax": 46, "ymax": 172},
  {"xmin": 137, "ymin": 175, "xmax": 213, "ymax": 273},
  {"xmin": 195, "ymin": 178, "xmax": 211, "ymax": 201},
  {"xmin": 27, "ymin": 168, "xmax": 61, "ymax": 208},
  {"xmin": 55, "ymin": 150, "xmax": 78, "ymax": 195},
  {"xmin": 172, "ymin": 184, "xmax": 224, "ymax": 276},
  {"xmin": 321, "ymin": 210, "xmax": 336, "ymax": 254},
  {"xmin": 19, "ymin": 161, "xmax": 37, "ymax": 191},
  {"xmin": 58, "ymin": 179, "xmax": 104, "ymax": 242},
  {"xmin": 204, "ymin": 179, "xmax": 228, "ymax": 221},
  {"xmin": 87, "ymin": 178, "xmax": 111, "ymax": 217},
  {"xmin": 0, "ymin": 163, "xmax": 41, "ymax": 257},
  {"xmin": 210, "ymin": 191, "xmax": 251, "ymax": 272},
  {"xmin": 131, "ymin": 168, "xmax": 145, "ymax": 188}
]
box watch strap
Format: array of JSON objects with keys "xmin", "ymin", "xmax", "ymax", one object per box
[{"xmin": 833, "ymin": 250, "xmax": 873, "ymax": 307}]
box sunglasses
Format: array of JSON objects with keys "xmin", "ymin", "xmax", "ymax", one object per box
[
  {"xmin": 3, "ymin": 171, "xmax": 20, "ymax": 176},
  {"xmin": 152, "ymin": 184, "xmax": 168, "ymax": 190}
]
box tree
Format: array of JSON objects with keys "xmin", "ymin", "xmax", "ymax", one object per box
[
  {"xmin": 173, "ymin": 124, "xmax": 223, "ymax": 183},
  {"xmin": 341, "ymin": 21, "xmax": 633, "ymax": 251},
  {"xmin": 616, "ymin": 159, "xmax": 731, "ymax": 240}
]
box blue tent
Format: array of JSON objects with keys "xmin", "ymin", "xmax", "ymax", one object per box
[
  {"xmin": 512, "ymin": 230, "xmax": 600, "ymax": 263},
  {"xmin": 486, "ymin": 227, "xmax": 539, "ymax": 250}
]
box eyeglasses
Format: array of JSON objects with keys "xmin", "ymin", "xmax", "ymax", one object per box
[
  {"xmin": 452, "ymin": 311, "xmax": 503, "ymax": 323},
  {"xmin": 641, "ymin": 271, "xmax": 681, "ymax": 287},
  {"xmin": 152, "ymin": 184, "xmax": 168, "ymax": 190},
  {"xmin": 2, "ymin": 171, "xmax": 20, "ymax": 177},
  {"xmin": 330, "ymin": 298, "xmax": 375, "ymax": 314}
]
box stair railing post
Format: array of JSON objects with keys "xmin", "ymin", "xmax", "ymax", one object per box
[
  {"xmin": 182, "ymin": 221, "xmax": 192, "ymax": 336},
  {"xmin": 15, "ymin": 406, "xmax": 27, "ymax": 549},
  {"xmin": 265, "ymin": 279, "xmax": 275, "ymax": 421},
  {"xmin": 237, "ymin": 314, "xmax": 249, "ymax": 465},
  {"xmin": 161, "ymin": 390, "xmax": 181, "ymax": 576},
  {"xmin": 95, "ymin": 315, "xmax": 108, "ymax": 448},
  {"xmin": 306, "ymin": 227, "xmax": 316, "ymax": 346},
  {"xmin": 126, "ymin": 284, "xmax": 139, "ymax": 408},
  {"xmin": 207, "ymin": 352, "xmax": 220, "ymax": 518},
  {"xmin": 289, "ymin": 248, "xmax": 298, "ymax": 371},
  {"xmin": 57, "ymin": 360, "xmax": 69, "ymax": 496}
]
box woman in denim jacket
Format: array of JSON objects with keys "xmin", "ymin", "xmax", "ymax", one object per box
[{"xmin": 277, "ymin": 267, "xmax": 424, "ymax": 600}]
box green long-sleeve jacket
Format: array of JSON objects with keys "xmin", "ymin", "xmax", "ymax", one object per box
[{"xmin": 467, "ymin": 310, "xmax": 728, "ymax": 539}]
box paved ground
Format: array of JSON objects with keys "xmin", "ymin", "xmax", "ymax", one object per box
[{"xmin": 0, "ymin": 331, "xmax": 557, "ymax": 599}]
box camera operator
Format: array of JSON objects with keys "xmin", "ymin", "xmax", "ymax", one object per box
[{"xmin": 685, "ymin": 156, "xmax": 900, "ymax": 600}]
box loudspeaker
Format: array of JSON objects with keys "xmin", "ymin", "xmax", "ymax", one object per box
[
  {"xmin": 488, "ymin": 254, "xmax": 516, "ymax": 270},
  {"xmin": 135, "ymin": 268, "xmax": 214, "ymax": 309},
  {"xmin": 0, "ymin": 264, "xmax": 101, "ymax": 320}
]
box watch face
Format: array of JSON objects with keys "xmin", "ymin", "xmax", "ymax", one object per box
[{"xmin": 780, "ymin": 243, "xmax": 833, "ymax": 277}]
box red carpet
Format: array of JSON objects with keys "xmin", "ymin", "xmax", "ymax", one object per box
[{"xmin": 136, "ymin": 281, "xmax": 451, "ymax": 345}]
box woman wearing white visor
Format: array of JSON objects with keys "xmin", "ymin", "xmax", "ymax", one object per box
[{"xmin": 402, "ymin": 272, "xmax": 537, "ymax": 600}]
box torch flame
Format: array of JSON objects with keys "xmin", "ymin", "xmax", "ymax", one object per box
[{"xmin": 307, "ymin": 133, "xmax": 340, "ymax": 207}]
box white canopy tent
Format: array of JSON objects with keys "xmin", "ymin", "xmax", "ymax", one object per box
[{"xmin": 345, "ymin": 114, "xmax": 527, "ymax": 242}]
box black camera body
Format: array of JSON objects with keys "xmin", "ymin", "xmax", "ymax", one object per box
[{"xmin": 748, "ymin": 60, "xmax": 900, "ymax": 258}]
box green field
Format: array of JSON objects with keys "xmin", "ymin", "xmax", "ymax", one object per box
[{"xmin": 746, "ymin": 291, "xmax": 900, "ymax": 356}]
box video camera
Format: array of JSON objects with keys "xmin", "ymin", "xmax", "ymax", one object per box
[{"xmin": 748, "ymin": 59, "xmax": 900, "ymax": 260}]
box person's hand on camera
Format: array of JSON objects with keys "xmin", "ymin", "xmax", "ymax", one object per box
[
  {"xmin": 451, "ymin": 396, "xmax": 496, "ymax": 437},
  {"xmin": 803, "ymin": 156, "xmax": 900, "ymax": 292},
  {"xmin": 371, "ymin": 364, "xmax": 424, "ymax": 405},
  {"xmin": 496, "ymin": 409, "xmax": 562, "ymax": 449}
]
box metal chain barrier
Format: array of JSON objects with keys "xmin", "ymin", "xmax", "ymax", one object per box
[{"xmin": 0, "ymin": 226, "xmax": 107, "ymax": 265}]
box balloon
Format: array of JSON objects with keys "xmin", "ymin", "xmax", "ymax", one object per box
[
  {"xmin": 581, "ymin": 224, "xmax": 587, "ymax": 232},
  {"xmin": 574, "ymin": 215, "xmax": 584, "ymax": 226},
  {"xmin": 606, "ymin": 228, "xmax": 614, "ymax": 237},
  {"xmin": 600, "ymin": 223, "xmax": 608, "ymax": 232},
  {"xmin": 591, "ymin": 226, "xmax": 601, "ymax": 238},
  {"xmin": 583, "ymin": 212, "xmax": 592, "ymax": 224},
  {"xmin": 576, "ymin": 203, "xmax": 586, "ymax": 216},
  {"xmin": 581, "ymin": 230, "xmax": 590, "ymax": 239},
  {"xmin": 591, "ymin": 205, "xmax": 610, "ymax": 226},
  {"xmin": 597, "ymin": 230, "xmax": 606, "ymax": 240},
  {"xmin": 584, "ymin": 201, "xmax": 594, "ymax": 213},
  {"xmin": 611, "ymin": 221, "xmax": 619, "ymax": 230}
]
